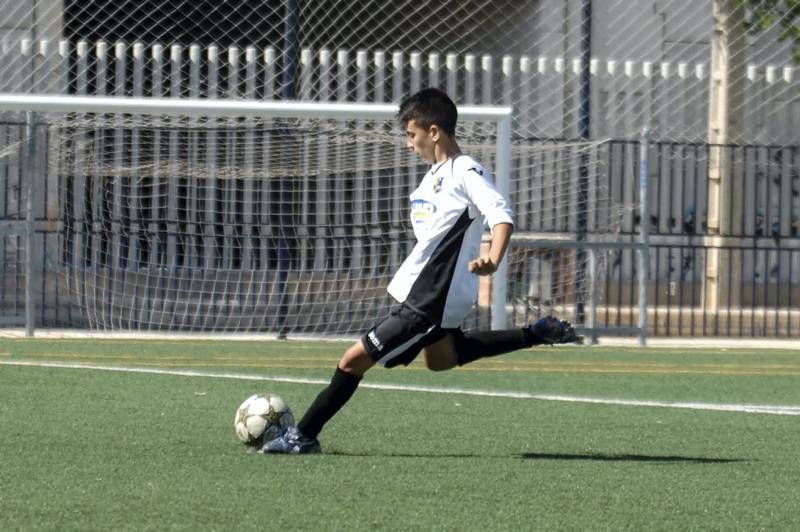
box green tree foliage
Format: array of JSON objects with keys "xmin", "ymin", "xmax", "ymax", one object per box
[{"xmin": 733, "ymin": 0, "xmax": 800, "ymax": 62}]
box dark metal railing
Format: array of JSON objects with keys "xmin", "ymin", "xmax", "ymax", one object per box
[{"xmin": 1, "ymin": 125, "xmax": 798, "ymax": 336}]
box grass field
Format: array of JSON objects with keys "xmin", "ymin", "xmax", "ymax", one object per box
[{"xmin": 1, "ymin": 338, "xmax": 799, "ymax": 530}]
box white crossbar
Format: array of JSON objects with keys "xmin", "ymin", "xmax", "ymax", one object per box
[{"xmin": 0, "ymin": 93, "xmax": 512, "ymax": 121}]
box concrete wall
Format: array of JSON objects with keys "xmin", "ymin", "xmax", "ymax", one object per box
[
  {"xmin": 0, "ymin": 0, "xmax": 62, "ymax": 42},
  {"xmin": 1, "ymin": 0, "xmax": 62, "ymax": 92},
  {"xmin": 1, "ymin": 1, "xmax": 794, "ymax": 72}
]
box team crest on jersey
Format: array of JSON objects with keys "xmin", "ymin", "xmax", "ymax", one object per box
[
  {"xmin": 469, "ymin": 166, "xmax": 484, "ymax": 176},
  {"xmin": 432, "ymin": 175, "xmax": 444, "ymax": 193},
  {"xmin": 410, "ymin": 199, "xmax": 437, "ymax": 223}
]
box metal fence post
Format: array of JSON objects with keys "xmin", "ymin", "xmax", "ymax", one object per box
[
  {"xmin": 24, "ymin": 111, "xmax": 37, "ymax": 337},
  {"xmin": 638, "ymin": 128, "xmax": 650, "ymax": 346},
  {"xmin": 491, "ymin": 114, "xmax": 512, "ymax": 330},
  {"xmin": 588, "ymin": 247, "xmax": 598, "ymax": 344}
]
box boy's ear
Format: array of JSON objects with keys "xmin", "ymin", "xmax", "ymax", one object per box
[{"xmin": 429, "ymin": 124, "xmax": 440, "ymax": 142}]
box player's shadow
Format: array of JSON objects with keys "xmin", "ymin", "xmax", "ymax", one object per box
[
  {"xmin": 518, "ymin": 452, "xmax": 746, "ymax": 464},
  {"xmin": 325, "ymin": 451, "xmax": 745, "ymax": 463}
]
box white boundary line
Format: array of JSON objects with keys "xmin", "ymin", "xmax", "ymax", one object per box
[
  {"xmin": 3, "ymin": 328, "xmax": 800, "ymax": 349},
  {"xmin": 3, "ymin": 359, "xmax": 800, "ymax": 416}
]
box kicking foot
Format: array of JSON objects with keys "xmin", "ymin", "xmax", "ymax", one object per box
[
  {"xmin": 528, "ymin": 316, "xmax": 583, "ymax": 345},
  {"xmin": 260, "ymin": 426, "xmax": 321, "ymax": 455}
]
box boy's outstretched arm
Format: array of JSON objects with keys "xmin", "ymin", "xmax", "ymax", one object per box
[{"xmin": 468, "ymin": 222, "xmax": 513, "ymax": 275}]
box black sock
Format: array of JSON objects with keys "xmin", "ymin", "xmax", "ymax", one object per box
[
  {"xmin": 455, "ymin": 328, "xmax": 539, "ymax": 366},
  {"xmin": 297, "ymin": 367, "xmax": 361, "ymax": 439}
]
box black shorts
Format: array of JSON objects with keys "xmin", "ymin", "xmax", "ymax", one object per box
[{"xmin": 361, "ymin": 304, "xmax": 458, "ymax": 368}]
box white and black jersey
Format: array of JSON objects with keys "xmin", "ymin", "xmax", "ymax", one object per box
[{"xmin": 386, "ymin": 154, "xmax": 514, "ymax": 328}]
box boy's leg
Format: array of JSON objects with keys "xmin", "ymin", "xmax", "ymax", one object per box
[
  {"xmin": 263, "ymin": 304, "xmax": 435, "ymax": 454},
  {"xmin": 294, "ymin": 341, "xmax": 372, "ymax": 439},
  {"xmin": 261, "ymin": 342, "xmax": 369, "ymax": 454},
  {"xmin": 420, "ymin": 334, "xmax": 457, "ymax": 371},
  {"xmin": 293, "ymin": 319, "xmax": 530, "ymax": 439},
  {"xmin": 427, "ymin": 317, "xmax": 581, "ymax": 368},
  {"xmin": 422, "ymin": 328, "xmax": 531, "ymax": 370},
  {"xmin": 451, "ymin": 328, "xmax": 537, "ymax": 366},
  {"xmin": 296, "ymin": 303, "xmax": 445, "ymax": 437}
]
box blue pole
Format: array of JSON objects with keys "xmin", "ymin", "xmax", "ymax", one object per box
[
  {"xmin": 24, "ymin": 112, "xmax": 36, "ymax": 337},
  {"xmin": 638, "ymin": 129, "xmax": 650, "ymax": 346}
]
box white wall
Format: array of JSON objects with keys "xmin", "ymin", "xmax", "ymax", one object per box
[
  {"xmin": 1, "ymin": 0, "xmax": 62, "ymax": 42},
  {"xmin": 1, "ymin": 0, "xmax": 62, "ymax": 92},
  {"xmin": 542, "ymin": 0, "xmax": 791, "ymax": 67}
]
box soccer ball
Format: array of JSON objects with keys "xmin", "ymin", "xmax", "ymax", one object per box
[{"xmin": 234, "ymin": 393, "xmax": 295, "ymax": 446}]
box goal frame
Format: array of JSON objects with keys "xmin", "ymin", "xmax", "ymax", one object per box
[{"xmin": 0, "ymin": 92, "xmax": 514, "ymax": 334}]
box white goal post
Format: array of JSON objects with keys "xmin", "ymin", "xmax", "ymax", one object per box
[{"xmin": 0, "ymin": 93, "xmax": 514, "ymax": 332}]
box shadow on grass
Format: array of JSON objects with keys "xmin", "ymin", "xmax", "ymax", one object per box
[
  {"xmin": 322, "ymin": 450, "xmax": 746, "ymax": 463},
  {"xmin": 518, "ymin": 452, "xmax": 747, "ymax": 464}
]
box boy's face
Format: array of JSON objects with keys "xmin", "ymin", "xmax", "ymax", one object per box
[{"xmin": 404, "ymin": 119, "xmax": 438, "ymax": 163}]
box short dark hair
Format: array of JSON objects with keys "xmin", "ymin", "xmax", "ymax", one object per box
[{"xmin": 398, "ymin": 88, "xmax": 457, "ymax": 136}]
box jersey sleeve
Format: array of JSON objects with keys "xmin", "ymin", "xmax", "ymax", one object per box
[{"xmin": 460, "ymin": 161, "xmax": 515, "ymax": 229}]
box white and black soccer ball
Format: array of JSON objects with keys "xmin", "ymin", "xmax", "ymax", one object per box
[{"xmin": 234, "ymin": 393, "xmax": 295, "ymax": 446}]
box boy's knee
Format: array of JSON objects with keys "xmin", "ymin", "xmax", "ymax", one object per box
[
  {"xmin": 338, "ymin": 341, "xmax": 375, "ymax": 377},
  {"xmin": 421, "ymin": 333, "xmax": 458, "ymax": 372},
  {"xmin": 423, "ymin": 355, "xmax": 456, "ymax": 372}
]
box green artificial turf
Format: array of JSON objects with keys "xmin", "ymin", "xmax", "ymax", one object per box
[{"xmin": 1, "ymin": 339, "xmax": 799, "ymax": 530}]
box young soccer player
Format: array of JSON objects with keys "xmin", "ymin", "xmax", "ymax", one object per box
[{"xmin": 263, "ymin": 88, "xmax": 580, "ymax": 454}]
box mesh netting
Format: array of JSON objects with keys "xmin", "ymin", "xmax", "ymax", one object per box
[
  {"xmin": 1, "ymin": 0, "xmax": 797, "ymax": 334},
  {"xmin": 42, "ymin": 112, "xmax": 611, "ymax": 332}
]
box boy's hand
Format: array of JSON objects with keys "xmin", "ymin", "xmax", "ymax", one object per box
[
  {"xmin": 468, "ymin": 257, "xmax": 498, "ymax": 275},
  {"xmin": 469, "ymin": 223, "xmax": 512, "ymax": 276}
]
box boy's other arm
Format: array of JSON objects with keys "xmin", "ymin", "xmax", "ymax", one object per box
[{"xmin": 468, "ymin": 222, "xmax": 513, "ymax": 275}]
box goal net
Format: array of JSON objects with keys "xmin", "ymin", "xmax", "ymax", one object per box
[
  {"xmin": 2, "ymin": 0, "xmax": 799, "ymax": 340},
  {"xmin": 23, "ymin": 97, "xmax": 615, "ymax": 335}
]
